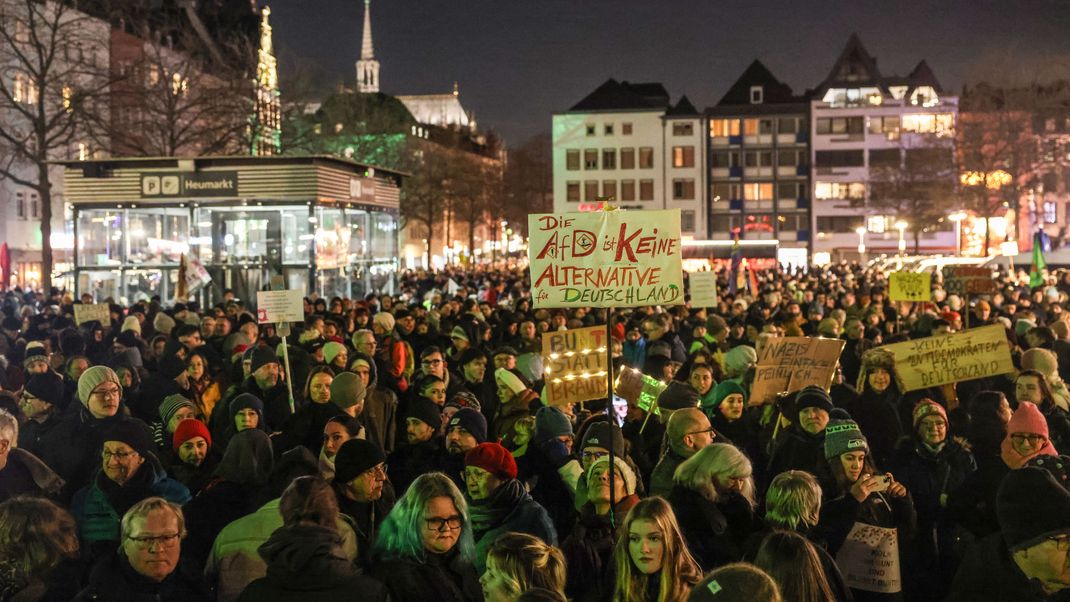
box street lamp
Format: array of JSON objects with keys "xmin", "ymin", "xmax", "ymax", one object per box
[
  {"xmin": 855, "ymin": 226, "xmax": 867, "ymax": 261},
  {"xmin": 895, "ymin": 220, "xmax": 908, "ymax": 256},
  {"xmin": 948, "ymin": 211, "xmax": 967, "ymax": 255}
]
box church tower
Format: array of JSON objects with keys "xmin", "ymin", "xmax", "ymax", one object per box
[{"xmin": 355, "ymin": 0, "xmax": 380, "ymax": 93}]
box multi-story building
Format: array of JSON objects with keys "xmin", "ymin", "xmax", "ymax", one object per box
[
  {"xmin": 552, "ymin": 79, "xmax": 706, "ymax": 237},
  {"xmin": 810, "ymin": 34, "xmax": 958, "ymax": 260},
  {"xmin": 707, "ymin": 60, "xmax": 811, "ymax": 265}
]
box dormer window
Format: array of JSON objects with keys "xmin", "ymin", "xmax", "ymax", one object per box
[{"xmin": 750, "ymin": 86, "xmax": 763, "ymax": 104}]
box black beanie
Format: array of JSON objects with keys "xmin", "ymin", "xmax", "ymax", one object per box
[
  {"xmin": 580, "ymin": 421, "xmax": 625, "ymax": 457},
  {"xmin": 458, "ymin": 347, "xmax": 486, "ymax": 368},
  {"xmin": 793, "ymin": 385, "xmax": 834, "ymax": 417},
  {"xmin": 333, "ymin": 438, "xmax": 386, "ymax": 484},
  {"xmin": 405, "ymin": 397, "xmax": 442, "ymax": 429},
  {"xmin": 997, "ymin": 466, "xmax": 1070, "ymax": 551},
  {"xmin": 656, "ymin": 381, "xmax": 700, "ymax": 411},
  {"xmin": 250, "ymin": 347, "xmax": 279, "ymax": 374},
  {"xmin": 102, "ymin": 420, "xmax": 154, "ymax": 457},
  {"xmin": 25, "ymin": 372, "xmax": 66, "ymax": 409},
  {"xmin": 158, "ymin": 354, "xmax": 187, "ymax": 379}
]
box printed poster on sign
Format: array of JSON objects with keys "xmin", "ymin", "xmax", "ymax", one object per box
[
  {"xmin": 688, "ymin": 271, "xmax": 718, "ymax": 308},
  {"xmin": 879, "ymin": 324, "xmax": 1013, "ymax": 391},
  {"xmin": 888, "ymin": 272, "xmax": 931, "ymax": 302},
  {"xmin": 74, "ymin": 303, "xmax": 111, "ymax": 326},
  {"xmin": 748, "ymin": 337, "xmax": 846, "ymax": 406},
  {"xmin": 256, "ymin": 289, "xmax": 305, "ymax": 324},
  {"xmin": 835, "ymin": 522, "xmax": 902, "ymax": 594},
  {"xmin": 527, "ymin": 209, "xmax": 683, "ymax": 308},
  {"xmin": 541, "ymin": 326, "xmax": 608, "ymax": 406}
]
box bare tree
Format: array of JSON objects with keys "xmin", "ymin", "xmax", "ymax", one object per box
[
  {"xmin": 0, "ymin": 0, "xmax": 111, "ymax": 293},
  {"xmin": 450, "ymin": 153, "xmax": 495, "ymax": 256},
  {"xmin": 503, "ymin": 131, "xmax": 552, "ymax": 236},
  {"xmin": 868, "ymin": 136, "xmax": 956, "ymax": 252},
  {"xmin": 399, "ymin": 141, "xmax": 451, "ymax": 266}
]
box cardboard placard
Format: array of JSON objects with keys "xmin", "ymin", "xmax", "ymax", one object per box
[
  {"xmin": 835, "ymin": 522, "xmax": 902, "ymax": 594},
  {"xmin": 749, "ymin": 337, "xmax": 846, "ymax": 406},
  {"xmin": 880, "ymin": 324, "xmax": 1013, "ymax": 391},
  {"xmin": 688, "ymin": 270, "xmax": 718, "ymax": 308},
  {"xmin": 256, "ymin": 289, "xmax": 305, "ymax": 324},
  {"xmin": 541, "ymin": 326, "xmax": 609, "ymax": 406},
  {"xmin": 614, "ymin": 367, "xmax": 668, "ymax": 415},
  {"xmin": 942, "ymin": 266, "xmax": 996, "ymax": 295},
  {"xmin": 528, "ymin": 210, "xmax": 683, "ymax": 308},
  {"xmin": 888, "ymin": 272, "xmax": 931, "ymax": 302},
  {"xmin": 74, "ymin": 303, "xmax": 111, "ymax": 326}
]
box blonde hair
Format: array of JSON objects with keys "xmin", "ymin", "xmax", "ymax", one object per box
[
  {"xmin": 673, "ymin": 443, "xmax": 755, "ymax": 507},
  {"xmin": 613, "ymin": 497, "xmax": 702, "ymax": 602},
  {"xmin": 121, "ymin": 497, "xmax": 186, "ymax": 540},
  {"xmin": 486, "ymin": 532, "xmax": 567, "ymax": 598},
  {"xmin": 764, "ymin": 471, "xmax": 822, "ymax": 531}
]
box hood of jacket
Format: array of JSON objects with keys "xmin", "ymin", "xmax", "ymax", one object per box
[{"xmin": 258, "ymin": 523, "xmax": 357, "ymax": 589}]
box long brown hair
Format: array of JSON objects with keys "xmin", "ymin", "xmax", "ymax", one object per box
[
  {"xmin": 486, "ymin": 532, "xmax": 567, "ymax": 598},
  {"xmin": 754, "ymin": 531, "xmax": 835, "ymax": 602},
  {"xmin": 612, "ymin": 497, "xmax": 702, "ymax": 602}
]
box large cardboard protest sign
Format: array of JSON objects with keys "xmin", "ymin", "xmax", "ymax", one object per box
[
  {"xmin": 888, "ymin": 272, "xmax": 931, "ymax": 302},
  {"xmin": 942, "ymin": 266, "xmax": 997, "ymax": 295},
  {"xmin": 542, "ymin": 326, "xmax": 608, "ymax": 406},
  {"xmin": 688, "ymin": 270, "xmax": 718, "ymax": 308},
  {"xmin": 528, "ymin": 210, "xmax": 683, "ymax": 308},
  {"xmin": 74, "ymin": 303, "xmax": 111, "ymax": 326},
  {"xmin": 880, "ymin": 324, "xmax": 1013, "ymax": 391},
  {"xmin": 749, "ymin": 337, "xmax": 846, "ymax": 406}
]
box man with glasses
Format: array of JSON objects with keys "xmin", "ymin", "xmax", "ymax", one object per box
[
  {"xmin": 75, "ymin": 497, "xmax": 209, "ymax": 599},
  {"xmin": 332, "ymin": 438, "xmax": 395, "ymax": 569},
  {"xmin": 948, "ymin": 466, "xmax": 1070, "ymax": 600},
  {"xmin": 71, "ymin": 421, "xmax": 190, "ymax": 557},
  {"xmin": 650, "ymin": 408, "xmax": 718, "ymax": 496},
  {"xmin": 17, "ymin": 371, "xmax": 66, "ymax": 457}
]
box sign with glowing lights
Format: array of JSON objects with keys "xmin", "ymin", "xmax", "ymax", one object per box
[
  {"xmin": 750, "ymin": 337, "xmax": 845, "ymax": 406},
  {"xmin": 880, "ymin": 324, "xmax": 1012, "ymax": 391},
  {"xmin": 613, "ymin": 366, "xmax": 668, "ymax": 416},
  {"xmin": 528, "ymin": 209, "xmax": 683, "ymax": 308},
  {"xmin": 888, "ymin": 272, "xmax": 931, "ymax": 302},
  {"xmin": 541, "ymin": 326, "xmax": 608, "ymax": 406}
]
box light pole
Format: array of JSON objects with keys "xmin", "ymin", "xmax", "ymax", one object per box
[
  {"xmin": 855, "ymin": 226, "xmax": 867, "ymax": 263},
  {"xmin": 948, "ymin": 211, "xmax": 967, "ymax": 256},
  {"xmin": 895, "ymin": 220, "xmax": 908, "ymax": 255}
]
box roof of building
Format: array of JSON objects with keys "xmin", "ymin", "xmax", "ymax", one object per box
[
  {"xmin": 665, "ymin": 95, "xmax": 700, "ymax": 117},
  {"xmin": 568, "ymin": 78, "xmax": 671, "ymax": 112},
  {"xmin": 715, "ymin": 60, "xmax": 805, "ymax": 106},
  {"xmin": 813, "ymin": 34, "xmax": 946, "ymax": 99}
]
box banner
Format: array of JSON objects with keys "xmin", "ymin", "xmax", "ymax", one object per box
[
  {"xmin": 74, "ymin": 303, "xmax": 111, "ymax": 326},
  {"xmin": 835, "ymin": 523, "xmax": 902, "ymax": 594},
  {"xmin": 749, "ymin": 337, "xmax": 846, "ymax": 406},
  {"xmin": 888, "ymin": 272, "xmax": 931, "ymax": 302},
  {"xmin": 256, "ymin": 289, "xmax": 305, "ymax": 324},
  {"xmin": 528, "ymin": 209, "xmax": 683, "ymax": 308},
  {"xmin": 541, "ymin": 326, "xmax": 608, "ymax": 406},
  {"xmin": 942, "ymin": 266, "xmax": 996, "ymax": 295},
  {"xmin": 688, "ymin": 270, "xmax": 718, "ymax": 308},
  {"xmin": 880, "ymin": 324, "xmax": 1013, "ymax": 391}
]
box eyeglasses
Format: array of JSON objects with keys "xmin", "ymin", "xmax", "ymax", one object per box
[
  {"xmin": 362, "ymin": 463, "xmax": 388, "ymax": 478},
  {"xmin": 686, "ymin": 428, "xmax": 717, "ymax": 437},
  {"xmin": 422, "ymin": 359, "xmax": 443, "ymax": 366},
  {"xmin": 92, "ymin": 386, "xmax": 121, "ymax": 399},
  {"xmin": 127, "ymin": 532, "xmax": 181, "ymax": 549},
  {"xmin": 102, "ymin": 449, "xmax": 139, "ymax": 462},
  {"xmin": 425, "ymin": 516, "xmax": 463, "ymax": 532},
  {"xmin": 1011, "ymin": 434, "xmax": 1048, "ymax": 446},
  {"xmin": 582, "ymin": 450, "xmax": 608, "ymax": 462}
]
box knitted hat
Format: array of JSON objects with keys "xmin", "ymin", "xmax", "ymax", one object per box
[
  {"xmin": 587, "ymin": 455, "xmax": 637, "ymax": 495},
  {"xmin": 458, "ymin": 347, "xmax": 485, "ymax": 367},
  {"xmin": 794, "ymin": 385, "xmax": 834, "ymax": 417},
  {"xmin": 329, "ymin": 372, "xmax": 367, "ymax": 409},
  {"xmin": 446, "ymin": 408, "xmax": 488, "ymax": 443},
  {"xmin": 997, "ymin": 467, "xmax": 1070, "ymax": 551},
  {"xmin": 581, "ymin": 421, "xmax": 625, "ymax": 457},
  {"xmin": 912, "ymin": 399, "xmax": 948, "ymax": 430},
  {"xmin": 824, "ymin": 420, "xmax": 869, "ymax": 459},
  {"xmin": 1001, "ymin": 401, "xmax": 1059, "ymax": 468},
  {"xmin": 657, "ymin": 381, "xmax": 700, "ymax": 411},
  {"xmin": 856, "ymin": 347, "xmax": 898, "ymax": 392},
  {"xmin": 120, "ymin": 315, "xmax": 141, "ymax": 334},
  {"xmin": 23, "ymin": 343, "xmax": 48, "ymax": 369},
  {"xmin": 249, "ymin": 346, "xmax": 279, "ymax": 374},
  {"xmin": 465, "ymin": 442, "xmax": 518, "ymax": 480},
  {"xmin": 1015, "ymin": 318, "xmax": 1037, "ymax": 337},
  {"xmin": 705, "ymin": 380, "xmax": 746, "ymax": 411},
  {"xmin": 495, "ymin": 367, "xmax": 527, "ymax": 395},
  {"xmin": 103, "ymin": 420, "xmax": 153, "ymax": 457},
  {"xmin": 493, "ymin": 345, "xmax": 519, "ymax": 358},
  {"xmin": 372, "ymin": 312, "xmax": 395, "ymax": 332},
  {"xmin": 450, "ymin": 326, "xmax": 469, "ymax": 342},
  {"xmin": 323, "ymin": 341, "xmax": 347, "ymax": 365},
  {"xmin": 534, "ymin": 406, "xmax": 573, "ymax": 441},
  {"xmin": 723, "ymin": 346, "xmax": 757, "ymax": 379},
  {"xmin": 1027, "ymin": 454, "xmax": 1070, "ymax": 491},
  {"xmin": 158, "ymin": 394, "xmax": 195, "ymax": 426},
  {"xmin": 77, "ymin": 365, "xmax": 122, "ymax": 406},
  {"xmin": 153, "ymin": 312, "xmax": 176, "ymax": 335},
  {"xmin": 25, "ymin": 372, "xmax": 65, "ymax": 408},
  {"xmin": 333, "ymin": 438, "xmax": 386, "ymax": 485},
  {"xmin": 229, "ymin": 393, "xmax": 264, "ymax": 418},
  {"xmin": 1021, "ymin": 348, "xmax": 1058, "ymax": 379},
  {"xmin": 172, "ymin": 418, "xmax": 212, "ymax": 453},
  {"xmin": 406, "ymin": 397, "xmax": 442, "ymax": 428}
]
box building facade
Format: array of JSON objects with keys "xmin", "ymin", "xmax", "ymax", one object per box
[{"xmin": 552, "ymin": 79, "xmax": 707, "ymax": 238}]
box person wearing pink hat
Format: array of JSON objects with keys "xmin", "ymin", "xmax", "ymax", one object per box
[{"xmin": 1001, "ymin": 401, "xmax": 1059, "ymax": 469}]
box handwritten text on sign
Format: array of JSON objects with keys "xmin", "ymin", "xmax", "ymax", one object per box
[
  {"xmin": 888, "ymin": 272, "xmax": 931, "ymax": 302},
  {"xmin": 528, "ymin": 210, "xmax": 683, "ymax": 308},
  {"xmin": 749, "ymin": 337, "xmax": 846, "ymax": 406},
  {"xmin": 74, "ymin": 303, "xmax": 111, "ymax": 326},
  {"xmin": 542, "ymin": 326, "xmax": 608, "ymax": 406},
  {"xmin": 880, "ymin": 324, "xmax": 1012, "ymax": 391}
]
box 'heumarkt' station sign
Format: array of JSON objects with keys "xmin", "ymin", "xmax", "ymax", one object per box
[{"xmin": 141, "ymin": 172, "xmax": 238, "ymax": 198}]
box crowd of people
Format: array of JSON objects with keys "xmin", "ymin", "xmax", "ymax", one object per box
[{"xmin": 0, "ymin": 261, "xmax": 1069, "ymax": 601}]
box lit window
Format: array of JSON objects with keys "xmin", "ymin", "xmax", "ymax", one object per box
[
  {"xmin": 62, "ymin": 86, "xmax": 73, "ymax": 112},
  {"xmin": 1044, "ymin": 201, "xmax": 1058, "ymax": 224},
  {"xmin": 709, "ymin": 119, "xmax": 740, "ymax": 137},
  {"xmin": 743, "ymin": 183, "xmax": 773, "ymax": 201},
  {"xmin": 672, "ymin": 146, "xmax": 694, "ymax": 168},
  {"xmin": 672, "ymin": 122, "xmax": 693, "ymax": 136},
  {"xmin": 78, "ymin": 143, "xmax": 88, "ymax": 160},
  {"xmin": 13, "ymin": 72, "xmax": 38, "ymax": 105},
  {"xmin": 815, "ymin": 181, "xmax": 865, "ymax": 200}
]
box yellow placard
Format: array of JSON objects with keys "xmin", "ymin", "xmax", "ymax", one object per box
[
  {"xmin": 888, "ymin": 272, "xmax": 931, "ymax": 302},
  {"xmin": 880, "ymin": 324, "xmax": 1013, "ymax": 391}
]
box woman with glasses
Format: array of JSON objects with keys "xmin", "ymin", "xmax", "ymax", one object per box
[{"xmin": 371, "ymin": 472, "xmax": 482, "ymax": 602}]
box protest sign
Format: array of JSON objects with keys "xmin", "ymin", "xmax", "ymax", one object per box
[
  {"xmin": 942, "ymin": 266, "xmax": 997, "ymax": 295},
  {"xmin": 835, "ymin": 523, "xmax": 902, "ymax": 594},
  {"xmin": 688, "ymin": 270, "xmax": 718, "ymax": 307},
  {"xmin": 880, "ymin": 324, "xmax": 1012, "ymax": 391},
  {"xmin": 749, "ymin": 337, "xmax": 846, "ymax": 406},
  {"xmin": 256, "ymin": 289, "xmax": 305, "ymax": 324},
  {"xmin": 888, "ymin": 272, "xmax": 931, "ymax": 302},
  {"xmin": 74, "ymin": 303, "xmax": 111, "ymax": 326},
  {"xmin": 614, "ymin": 365, "xmax": 668, "ymax": 415},
  {"xmin": 527, "ymin": 209, "xmax": 683, "ymax": 308},
  {"xmin": 542, "ymin": 326, "xmax": 608, "ymax": 406}
]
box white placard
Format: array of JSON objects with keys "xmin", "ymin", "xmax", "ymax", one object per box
[
  {"xmin": 688, "ymin": 271, "xmax": 718, "ymax": 308},
  {"xmin": 256, "ymin": 289, "xmax": 305, "ymax": 324},
  {"xmin": 74, "ymin": 303, "xmax": 111, "ymax": 326}
]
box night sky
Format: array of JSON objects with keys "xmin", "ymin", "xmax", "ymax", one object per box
[{"xmin": 268, "ymin": 0, "xmax": 1070, "ymax": 146}]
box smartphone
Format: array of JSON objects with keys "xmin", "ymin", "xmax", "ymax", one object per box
[{"xmin": 870, "ymin": 475, "xmax": 891, "ymax": 492}]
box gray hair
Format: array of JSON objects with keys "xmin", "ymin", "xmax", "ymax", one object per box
[
  {"xmin": 673, "ymin": 443, "xmax": 755, "ymax": 507},
  {"xmin": 0, "ymin": 409, "xmax": 17, "ymax": 447},
  {"xmin": 120, "ymin": 497, "xmax": 185, "ymax": 540}
]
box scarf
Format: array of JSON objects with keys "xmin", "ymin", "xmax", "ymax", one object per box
[{"xmin": 468, "ymin": 479, "xmax": 527, "ymax": 536}]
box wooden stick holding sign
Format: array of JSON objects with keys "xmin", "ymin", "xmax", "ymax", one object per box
[{"xmin": 257, "ymin": 284, "xmax": 304, "ymax": 413}]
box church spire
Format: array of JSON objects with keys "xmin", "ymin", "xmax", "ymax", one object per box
[
  {"xmin": 251, "ymin": 6, "xmax": 281, "ymax": 156},
  {"xmin": 356, "ymin": 0, "xmax": 380, "ymax": 93}
]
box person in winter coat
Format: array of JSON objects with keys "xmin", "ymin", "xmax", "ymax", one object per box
[
  {"xmin": 0, "ymin": 409, "xmax": 64, "ymax": 501},
  {"xmin": 481, "ymin": 532, "xmax": 568, "ymax": 602},
  {"xmin": 947, "ymin": 467, "xmax": 1070, "ymax": 601},
  {"xmin": 130, "ymin": 344, "xmax": 190, "ymax": 424},
  {"xmin": 167, "ymin": 418, "xmax": 218, "ymax": 495},
  {"xmin": 151, "ymin": 394, "xmax": 198, "ymax": 455},
  {"xmin": 332, "ymin": 438, "xmax": 395, "ymax": 569},
  {"xmin": 463, "ymin": 441, "xmax": 557, "ymax": 572},
  {"xmin": 278, "ymin": 366, "xmax": 337, "ymax": 454},
  {"xmin": 650, "ymin": 408, "xmax": 717, "ymax": 497},
  {"xmin": 816, "ymin": 420, "xmax": 916, "ymax": 602},
  {"xmin": 609, "ymin": 496, "xmax": 703, "ymax": 602},
  {"xmin": 703, "ymin": 380, "xmax": 760, "ymax": 455},
  {"xmin": 766, "ymin": 386, "xmax": 834, "ymax": 491},
  {"xmin": 42, "ymin": 365, "xmax": 153, "ymax": 501},
  {"xmin": 1000, "ymin": 400, "xmax": 1059, "ymax": 469},
  {"xmin": 517, "ymin": 406, "xmax": 576, "ymax": 541},
  {"xmin": 492, "ymin": 367, "xmax": 538, "ymax": 447},
  {"xmin": 350, "ymin": 352, "xmax": 398, "ymax": 453},
  {"xmin": 562, "ymin": 456, "xmax": 641, "ymax": 602},
  {"xmin": 847, "ymin": 348, "xmax": 909, "ymax": 469},
  {"xmin": 15, "ymin": 370, "xmax": 67, "ymax": 458},
  {"xmin": 388, "ymin": 397, "xmax": 445, "ymax": 494},
  {"xmin": 216, "ymin": 393, "xmax": 270, "ymax": 451},
  {"xmin": 182, "ymin": 428, "xmax": 274, "ymax": 568},
  {"xmin": 237, "ymin": 476, "xmax": 389, "ymax": 602},
  {"xmin": 1014, "ymin": 369, "xmax": 1070, "ymax": 451},
  {"xmin": 71, "ymin": 420, "xmax": 191, "ymax": 558},
  {"xmin": 667, "ymin": 443, "xmax": 760, "ymax": 572},
  {"xmin": 73, "ymin": 497, "xmax": 209, "ymax": 601},
  {"xmin": 945, "ymin": 392, "xmax": 1015, "ymax": 540},
  {"xmin": 219, "ymin": 347, "xmax": 292, "ymax": 436},
  {"xmin": 370, "ymin": 472, "xmax": 483, "ymax": 602},
  {"xmin": 890, "ymin": 400, "xmax": 975, "ymax": 602}
]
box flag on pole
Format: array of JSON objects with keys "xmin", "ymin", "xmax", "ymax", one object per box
[
  {"xmin": 728, "ymin": 238, "xmax": 742, "ymax": 295},
  {"xmin": 1030, "ymin": 231, "xmax": 1047, "ymax": 288},
  {"xmin": 747, "ymin": 259, "xmax": 760, "ymax": 295}
]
